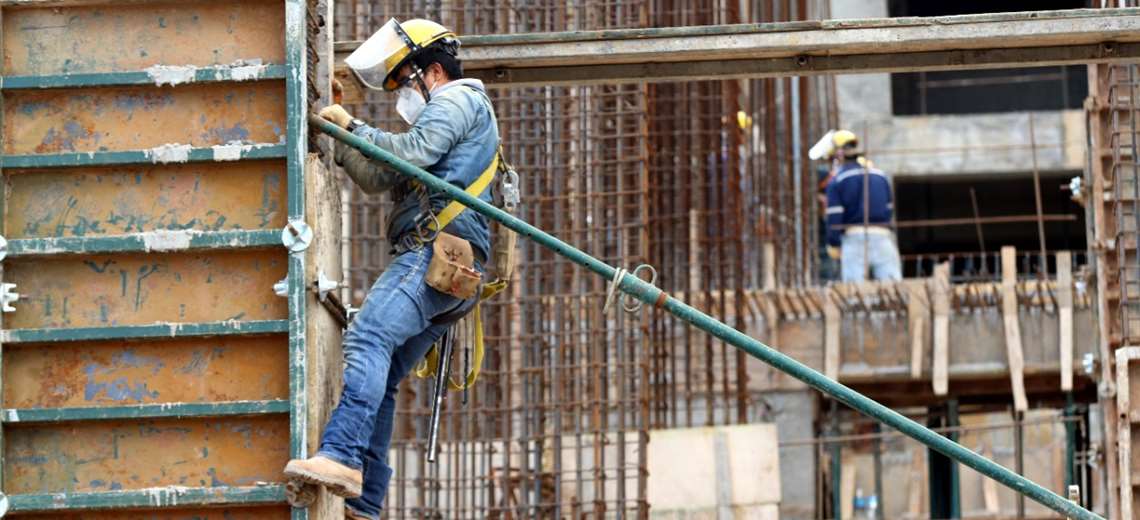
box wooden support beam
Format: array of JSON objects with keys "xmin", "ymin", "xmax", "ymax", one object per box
[
  {"xmin": 824, "ymin": 288, "xmax": 840, "ymax": 381},
  {"xmin": 931, "ymin": 262, "xmax": 950, "ymax": 396},
  {"xmin": 334, "ymin": 9, "xmax": 1140, "ymax": 88},
  {"xmin": 1001, "ymin": 246, "xmax": 1029, "ymax": 413},
  {"xmin": 1057, "ymin": 252, "xmax": 1074, "ymax": 391},
  {"xmin": 907, "ymin": 279, "xmax": 929, "ymax": 380},
  {"xmin": 1115, "ymin": 347, "xmax": 1140, "ymax": 520}
]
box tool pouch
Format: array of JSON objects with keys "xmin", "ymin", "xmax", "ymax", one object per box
[{"xmin": 426, "ymin": 232, "xmax": 482, "ymax": 299}]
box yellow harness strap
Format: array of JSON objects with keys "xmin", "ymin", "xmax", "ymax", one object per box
[
  {"xmin": 412, "ymin": 153, "xmax": 502, "ymax": 390},
  {"xmin": 412, "ymin": 303, "xmax": 485, "ymax": 390},
  {"xmin": 428, "ymin": 153, "xmax": 499, "ymax": 232}
]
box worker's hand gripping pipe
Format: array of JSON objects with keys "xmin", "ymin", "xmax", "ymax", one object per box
[{"xmin": 309, "ymin": 114, "xmax": 1104, "ymax": 520}]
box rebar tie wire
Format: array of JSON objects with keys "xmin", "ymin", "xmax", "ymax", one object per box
[{"xmin": 309, "ymin": 114, "xmax": 1104, "ymax": 520}]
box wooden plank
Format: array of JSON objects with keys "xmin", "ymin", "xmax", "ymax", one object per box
[
  {"xmin": 334, "ymin": 9, "xmax": 1140, "ymax": 87},
  {"xmin": 1001, "ymin": 246, "xmax": 1029, "ymax": 412},
  {"xmin": 3, "ymin": 336, "xmax": 288, "ymax": 408},
  {"xmin": 4, "ymin": 416, "xmax": 289, "ymax": 494},
  {"xmin": 982, "ymin": 445, "xmax": 1001, "ymax": 516},
  {"xmin": 1115, "ymin": 347, "xmax": 1140, "ymax": 520},
  {"xmin": 906, "ymin": 279, "xmax": 929, "ymax": 379},
  {"xmin": 763, "ymin": 241, "xmax": 776, "ymax": 290},
  {"xmin": 840, "ymin": 459, "xmax": 857, "ymax": 520},
  {"xmin": 1057, "ymin": 251, "xmax": 1074, "ymax": 391},
  {"xmin": 931, "ymin": 262, "xmax": 950, "ymax": 396},
  {"xmin": 823, "ymin": 288, "xmax": 840, "ymax": 380},
  {"xmin": 2, "ymin": 1, "xmax": 285, "ymax": 75},
  {"xmin": 303, "ymin": 152, "xmax": 346, "ymax": 516},
  {"xmin": 3, "ymin": 82, "xmax": 286, "ymax": 154},
  {"xmin": 3, "ymin": 250, "xmax": 288, "ymax": 329}
]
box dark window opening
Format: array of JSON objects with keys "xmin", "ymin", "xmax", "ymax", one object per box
[
  {"xmin": 888, "ymin": 0, "xmax": 1089, "ymax": 116},
  {"xmin": 894, "ymin": 174, "xmax": 1087, "ymax": 278}
]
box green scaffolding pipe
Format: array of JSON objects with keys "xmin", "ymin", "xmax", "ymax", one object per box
[{"xmin": 308, "ymin": 114, "xmax": 1103, "ymax": 520}]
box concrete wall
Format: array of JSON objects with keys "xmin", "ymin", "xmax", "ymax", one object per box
[{"xmin": 828, "ymin": 0, "xmax": 1086, "ymax": 178}]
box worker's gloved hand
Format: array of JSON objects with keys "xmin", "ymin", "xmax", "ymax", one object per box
[
  {"xmin": 318, "ymin": 104, "xmax": 353, "ymax": 129},
  {"xmin": 827, "ymin": 246, "xmax": 841, "ymax": 260}
]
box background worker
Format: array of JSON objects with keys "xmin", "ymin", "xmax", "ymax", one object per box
[
  {"xmin": 283, "ymin": 18, "xmax": 500, "ymax": 520},
  {"xmin": 809, "ymin": 130, "xmax": 902, "ymax": 282}
]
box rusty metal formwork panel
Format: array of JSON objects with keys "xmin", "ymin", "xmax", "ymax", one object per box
[{"xmin": 0, "ymin": 0, "xmax": 316, "ymax": 517}]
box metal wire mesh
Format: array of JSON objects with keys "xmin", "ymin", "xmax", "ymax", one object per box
[{"xmin": 333, "ymin": 0, "xmax": 829, "ymax": 516}]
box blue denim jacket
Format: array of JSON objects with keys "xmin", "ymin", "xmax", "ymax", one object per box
[{"xmin": 351, "ymin": 78, "xmax": 499, "ymax": 261}]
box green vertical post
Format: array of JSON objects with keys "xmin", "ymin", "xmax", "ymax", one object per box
[
  {"xmin": 286, "ymin": 1, "xmax": 308, "ymax": 519},
  {"xmin": 948, "ymin": 399, "xmax": 961, "ymax": 519},
  {"xmin": 309, "ymin": 115, "xmax": 1106, "ymax": 520}
]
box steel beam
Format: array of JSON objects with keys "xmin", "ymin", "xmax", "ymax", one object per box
[{"xmin": 334, "ymin": 8, "xmax": 1140, "ymax": 87}]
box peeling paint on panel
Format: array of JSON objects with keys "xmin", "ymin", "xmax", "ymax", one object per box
[
  {"xmin": 144, "ymin": 65, "xmax": 197, "ymax": 87},
  {"xmin": 144, "ymin": 143, "xmax": 192, "ymax": 164},
  {"xmin": 140, "ymin": 230, "xmax": 193, "ymax": 252},
  {"xmin": 227, "ymin": 59, "xmax": 268, "ymax": 82},
  {"xmin": 5, "ymin": 416, "xmax": 290, "ymax": 494}
]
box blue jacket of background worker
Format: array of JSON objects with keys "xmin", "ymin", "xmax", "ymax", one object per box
[
  {"xmin": 352, "ymin": 78, "xmax": 499, "ymax": 262},
  {"xmin": 825, "ymin": 161, "xmax": 894, "ymax": 247}
]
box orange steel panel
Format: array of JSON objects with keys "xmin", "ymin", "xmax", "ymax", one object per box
[
  {"xmin": 3, "ymin": 82, "xmax": 285, "ymax": 154},
  {"xmin": 4, "ymin": 161, "xmax": 287, "ymax": 239},
  {"xmin": 3, "ymin": 336, "xmax": 288, "ymax": 409},
  {"xmin": 3, "ymin": 250, "xmax": 288, "ymax": 329},
  {"xmin": 2, "ymin": 0, "xmax": 285, "ymax": 76},
  {"xmin": 15, "ymin": 506, "xmax": 289, "ymax": 519},
  {"xmin": 4, "ymin": 416, "xmax": 289, "ymax": 493}
]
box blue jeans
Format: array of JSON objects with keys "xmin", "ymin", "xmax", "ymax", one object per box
[
  {"xmin": 840, "ymin": 231, "xmax": 902, "ymax": 282},
  {"xmin": 317, "ymin": 246, "xmax": 465, "ymax": 519}
]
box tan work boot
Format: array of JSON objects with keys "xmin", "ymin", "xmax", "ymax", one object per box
[
  {"xmin": 283, "ymin": 455, "xmax": 363, "ymax": 498},
  {"xmin": 345, "ymin": 507, "xmax": 371, "ymax": 520}
]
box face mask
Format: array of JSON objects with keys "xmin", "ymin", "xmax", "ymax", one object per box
[{"xmin": 395, "ymin": 86, "xmax": 426, "ymax": 125}]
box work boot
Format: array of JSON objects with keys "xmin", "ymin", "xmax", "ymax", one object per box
[
  {"xmin": 283, "ymin": 455, "xmax": 363, "ymax": 498},
  {"xmin": 345, "ymin": 506, "xmax": 372, "ymax": 520}
]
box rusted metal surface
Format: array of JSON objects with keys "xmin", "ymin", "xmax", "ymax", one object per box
[
  {"xmin": 3, "ymin": 336, "xmax": 288, "ymax": 408},
  {"xmin": 5, "ymin": 416, "xmax": 289, "ymax": 493},
  {"xmin": 2, "ymin": 0, "xmax": 285, "ymax": 76},
  {"xmin": 5, "ymin": 162, "xmax": 287, "ymax": 239},
  {"xmin": 0, "ymin": 0, "xmax": 309, "ymax": 515},
  {"xmin": 4, "ymin": 83, "xmax": 286, "ymax": 154},
  {"xmin": 4, "ymin": 251, "xmax": 288, "ymax": 329}
]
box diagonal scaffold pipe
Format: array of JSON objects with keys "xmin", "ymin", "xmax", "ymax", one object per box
[{"xmin": 309, "ymin": 113, "xmax": 1103, "ymax": 520}]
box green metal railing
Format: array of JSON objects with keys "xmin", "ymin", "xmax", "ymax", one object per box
[{"xmin": 309, "ymin": 114, "xmax": 1102, "ymax": 520}]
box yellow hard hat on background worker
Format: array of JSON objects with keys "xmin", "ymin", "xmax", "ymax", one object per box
[
  {"xmin": 344, "ymin": 18, "xmax": 459, "ymax": 91},
  {"xmin": 808, "ymin": 129, "xmax": 862, "ymax": 160}
]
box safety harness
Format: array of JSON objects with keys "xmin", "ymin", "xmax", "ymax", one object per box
[{"xmin": 409, "ymin": 145, "xmax": 517, "ymax": 390}]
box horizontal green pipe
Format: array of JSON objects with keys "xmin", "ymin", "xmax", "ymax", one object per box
[
  {"xmin": 3, "ymin": 400, "xmax": 290, "ymax": 423},
  {"xmin": 8, "ymin": 484, "xmax": 285, "ymax": 511},
  {"xmin": 1, "ymin": 64, "xmax": 288, "ymax": 90},
  {"xmin": 1, "ymin": 319, "xmax": 290, "ymax": 344},
  {"xmin": 8, "ymin": 229, "xmax": 281, "ymax": 257},
  {"xmin": 310, "ymin": 114, "xmax": 1103, "ymax": 520},
  {"xmin": 0, "ymin": 144, "xmax": 286, "ymax": 169}
]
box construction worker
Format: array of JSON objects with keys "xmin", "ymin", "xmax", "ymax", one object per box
[
  {"xmin": 809, "ymin": 130, "xmax": 901, "ymax": 282},
  {"xmin": 284, "ymin": 19, "xmax": 499, "ymax": 520}
]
